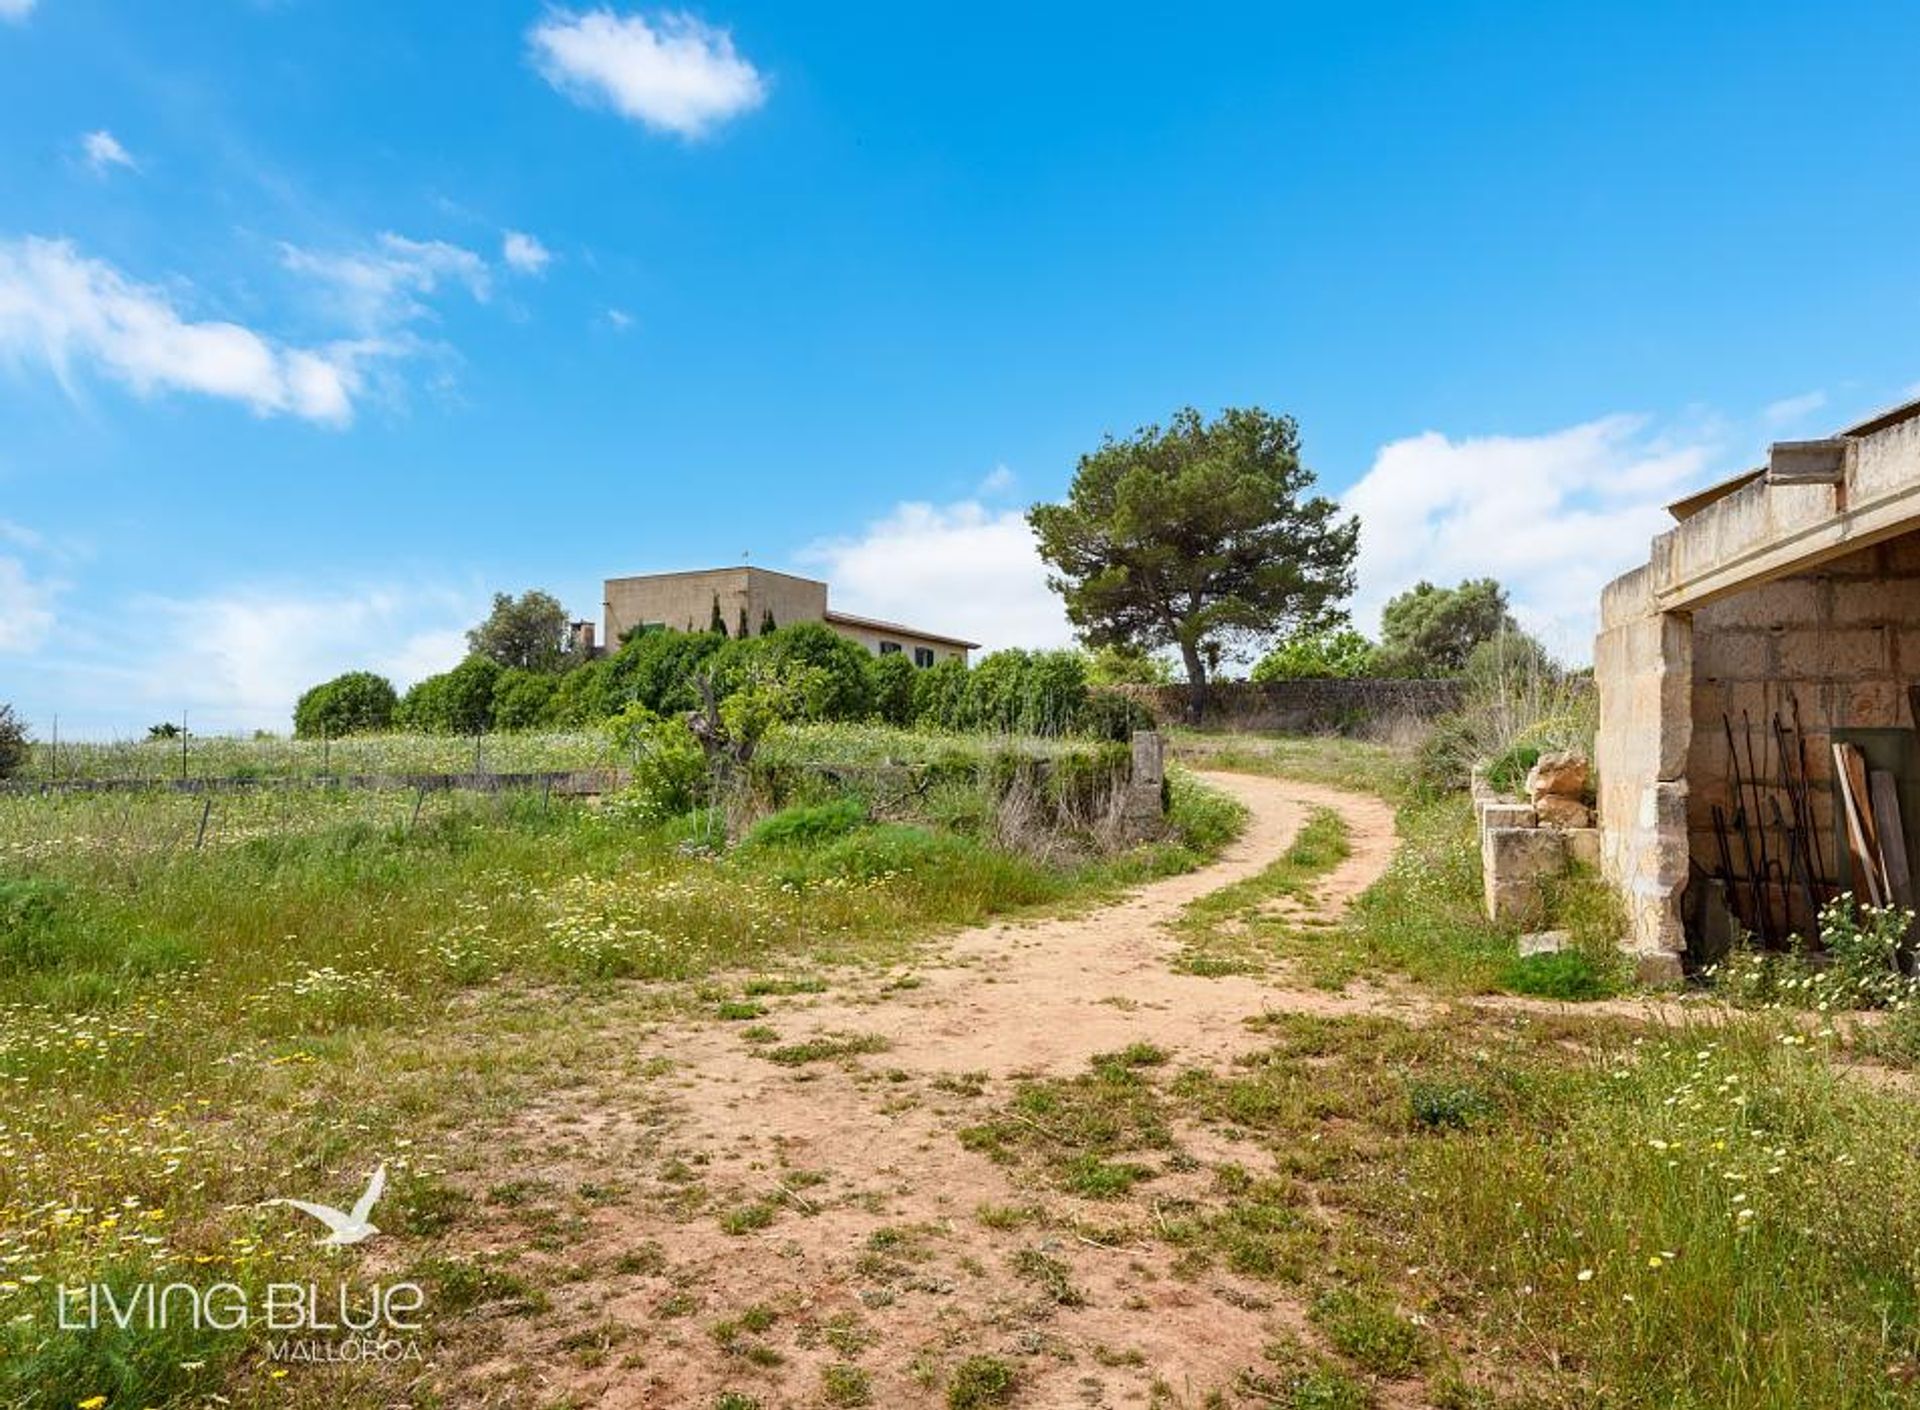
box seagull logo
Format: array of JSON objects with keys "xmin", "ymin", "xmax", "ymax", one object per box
[{"xmin": 266, "ymin": 1163, "xmax": 387, "ymax": 1247}]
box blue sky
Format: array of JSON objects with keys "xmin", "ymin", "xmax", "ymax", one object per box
[{"xmin": 3, "ymin": 1, "xmax": 1918, "ymax": 735}]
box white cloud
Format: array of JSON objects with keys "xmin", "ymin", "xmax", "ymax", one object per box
[
  {"xmin": 0, "ymin": 0, "xmax": 36, "ymax": 23},
  {"xmin": 501, "ymin": 230, "xmax": 552, "ymax": 276},
  {"xmin": 604, "ymin": 307, "xmax": 633, "ymax": 331},
  {"xmin": 976, "ymin": 464, "xmax": 1017, "ymax": 497},
  {"xmin": 80, "ymin": 129, "xmax": 137, "ymax": 176},
  {"xmin": 529, "ymin": 8, "xmax": 767, "ymax": 139},
  {"xmin": 0, "ymin": 236, "xmax": 360, "ymax": 424},
  {"xmin": 0, "ymin": 555, "xmax": 57, "ymax": 652},
  {"xmin": 1763, "ymin": 389, "xmax": 1827, "ymax": 427},
  {"xmin": 280, "ymin": 231, "xmax": 490, "ymax": 336},
  {"xmin": 121, "ymin": 582, "xmax": 484, "ymax": 732},
  {"xmin": 1342, "ymin": 415, "xmax": 1720, "ymax": 664},
  {"xmin": 800, "ymin": 500, "xmax": 1071, "ymax": 654}
]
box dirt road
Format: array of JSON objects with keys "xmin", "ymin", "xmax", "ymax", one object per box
[{"xmin": 454, "ymin": 771, "xmax": 1411, "ymax": 1408}]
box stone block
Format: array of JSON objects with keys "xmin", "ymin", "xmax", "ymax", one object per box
[
  {"xmin": 1692, "ymin": 629, "xmax": 1771, "ymax": 680},
  {"xmin": 1782, "ymin": 626, "xmax": 1889, "ymax": 680},
  {"xmin": 1835, "ymin": 681, "xmax": 1901, "ymax": 728},
  {"xmin": 1633, "ymin": 950, "xmax": 1685, "ymax": 986},
  {"xmin": 1705, "ymin": 579, "xmax": 1823, "ymax": 630},
  {"xmin": 1518, "ymin": 929, "xmax": 1569, "ymax": 957},
  {"xmin": 1563, "ymin": 827, "xmax": 1602, "ymax": 869},
  {"xmin": 1884, "ymin": 534, "xmax": 1920, "ymax": 575},
  {"xmin": 1483, "ymin": 826, "xmax": 1567, "ymax": 925},
  {"xmin": 1535, "ymin": 795, "xmax": 1592, "ymax": 829},
  {"xmin": 1479, "ymin": 801, "xmax": 1536, "ymax": 833},
  {"xmin": 1525, "ymin": 750, "xmax": 1590, "ymax": 800}
]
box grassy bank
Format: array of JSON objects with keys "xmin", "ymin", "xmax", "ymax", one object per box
[{"xmin": 957, "ymin": 1009, "xmax": 1920, "ymax": 1409}]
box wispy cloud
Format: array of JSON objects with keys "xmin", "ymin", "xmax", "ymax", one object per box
[
  {"xmin": 529, "ymin": 8, "xmax": 767, "ymax": 139},
  {"xmin": 0, "ymin": 236, "xmax": 360, "ymax": 424},
  {"xmin": 80, "ymin": 129, "xmax": 138, "ymax": 176},
  {"xmin": 0, "ymin": 0, "xmax": 36, "ymax": 24},
  {"xmin": 501, "ymin": 230, "xmax": 552, "ymax": 276},
  {"xmin": 604, "ymin": 307, "xmax": 633, "ymax": 331},
  {"xmin": 0, "ymin": 554, "xmax": 57, "ymax": 652},
  {"xmin": 800, "ymin": 499, "xmax": 1070, "ymax": 654},
  {"xmin": 18, "ymin": 578, "xmax": 485, "ymax": 736},
  {"xmin": 1341, "ymin": 414, "xmax": 1721, "ymax": 663},
  {"xmin": 1762, "ymin": 388, "xmax": 1828, "ymax": 428},
  {"xmin": 279, "ymin": 231, "xmax": 490, "ymax": 337}
]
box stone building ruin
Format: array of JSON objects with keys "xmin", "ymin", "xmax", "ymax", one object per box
[{"xmin": 1595, "ymin": 397, "xmax": 1920, "ymax": 980}]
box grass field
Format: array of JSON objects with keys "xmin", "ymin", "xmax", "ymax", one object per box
[
  {"xmin": 3, "ymin": 725, "xmax": 1916, "ymax": 1408},
  {"xmin": 0, "ymin": 726, "xmax": 1230, "ymax": 1407}
]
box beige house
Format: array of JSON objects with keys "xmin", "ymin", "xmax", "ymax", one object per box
[
  {"xmin": 1594, "ymin": 395, "xmax": 1920, "ymax": 980},
  {"xmin": 602, "ymin": 565, "xmax": 977, "ymax": 667}
]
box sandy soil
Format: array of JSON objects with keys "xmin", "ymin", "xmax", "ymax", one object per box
[{"xmin": 442, "ymin": 773, "xmax": 1434, "ymax": 1408}]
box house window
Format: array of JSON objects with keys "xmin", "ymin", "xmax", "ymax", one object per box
[
  {"xmin": 913, "ymin": 647, "xmax": 935, "ymax": 668},
  {"xmin": 879, "ymin": 641, "xmax": 903, "ymax": 655}
]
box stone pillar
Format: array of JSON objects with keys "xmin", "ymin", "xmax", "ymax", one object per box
[
  {"xmin": 1594, "ymin": 565, "xmax": 1692, "ymax": 983},
  {"xmin": 1123, "ymin": 730, "xmax": 1166, "ymax": 831}
]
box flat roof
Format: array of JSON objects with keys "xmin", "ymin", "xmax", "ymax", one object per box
[
  {"xmin": 1841, "ymin": 394, "xmax": 1920, "ymax": 440},
  {"xmin": 1666, "ymin": 466, "xmax": 1764, "ymax": 522},
  {"xmin": 603, "ymin": 564, "xmax": 827, "ymax": 588},
  {"xmin": 823, "ymin": 609, "xmax": 980, "ymax": 650}
]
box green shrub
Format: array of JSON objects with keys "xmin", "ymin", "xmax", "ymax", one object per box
[
  {"xmin": 1250, "ymin": 627, "xmax": 1376, "ymax": 681},
  {"xmin": 1484, "ymin": 742, "xmax": 1540, "ymax": 795},
  {"xmin": 1407, "ymin": 1078, "xmax": 1494, "ymax": 1130},
  {"xmin": 1077, "ymin": 687, "xmax": 1154, "ymax": 742},
  {"xmin": 1500, "ymin": 949, "xmax": 1615, "ymax": 1001},
  {"xmin": 541, "ymin": 657, "xmax": 617, "ymax": 726},
  {"xmin": 782, "ymin": 824, "xmax": 966, "ymax": 884},
  {"xmin": 712, "ymin": 623, "xmax": 875, "ymax": 722},
  {"xmin": 743, "ymin": 798, "xmax": 868, "ymax": 849},
  {"xmin": 947, "ymin": 1354, "xmax": 1017, "ymax": 1408},
  {"xmin": 605, "ymin": 627, "xmax": 725, "ymax": 716},
  {"xmin": 867, "ymin": 650, "xmax": 918, "ymax": 725},
  {"xmin": 396, "ymin": 656, "xmax": 501, "ymax": 734},
  {"xmin": 604, "ymin": 707, "xmax": 710, "ymax": 819},
  {"xmin": 0, "ymin": 703, "xmax": 25, "ymax": 780},
  {"xmin": 913, "ymin": 657, "xmax": 972, "ymax": 729},
  {"xmin": 491, "ymin": 667, "xmax": 560, "ymax": 731},
  {"xmin": 292, "ymin": 670, "xmax": 398, "ymax": 738}
]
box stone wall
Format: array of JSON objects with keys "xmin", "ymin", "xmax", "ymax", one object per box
[
  {"xmin": 1593, "ymin": 565, "xmax": 1692, "ymax": 978},
  {"xmin": 1123, "ymin": 678, "xmax": 1466, "ymax": 734},
  {"xmin": 1688, "ymin": 533, "xmax": 1920, "ymax": 934}
]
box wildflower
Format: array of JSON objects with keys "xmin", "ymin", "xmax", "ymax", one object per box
[
  {"xmin": 1647, "ymin": 1255, "xmax": 1664, "ymax": 1269},
  {"xmin": 1577, "ymin": 1268, "xmax": 1594, "ymax": 1282},
  {"xmin": 79, "ymin": 1398, "xmax": 108, "ymax": 1409}
]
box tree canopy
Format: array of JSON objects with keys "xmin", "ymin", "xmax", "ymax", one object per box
[
  {"xmin": 292, "ymin": 670, "xmax": 398, "ymax": 738},
  {"xmin": 1029, "ymin": 405, "xmax": 1357, "ymax": 718},
  {"xmin": 467, "ymin": 590, "xmax": 571, "ymax": 672},
  {"xmin": 1375, "ymin": 578, "xmax": 1516, "ymax": 676},
  {"xmin": 1249, "ymin": 626, "xmax": 1376, "ymax": 682}
]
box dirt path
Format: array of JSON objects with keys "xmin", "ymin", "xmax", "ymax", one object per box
[{"xmin": 451, "ymin": 772, "xmax": 1416, "ymax": 1408}]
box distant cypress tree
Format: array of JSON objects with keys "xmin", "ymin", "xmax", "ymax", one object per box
[
  {"xmin": 738, "ymin": 604, "xmax": 750, "ymax": 638},
  {"xmin": 760, "ymin": 608, "xmax": 776, "ymax": 635},
  {"xmin": 710, "ymin": 593, "xmax": 728, "ymax": 636}
]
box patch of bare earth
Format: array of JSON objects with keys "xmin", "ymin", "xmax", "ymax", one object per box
[{"xmin": 438, "ymin": 773, "xmax": 1431, "ymax": 1408}]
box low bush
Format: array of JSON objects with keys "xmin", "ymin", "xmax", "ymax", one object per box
[
  {"xmin": 743, "ymin": 798, "xmax": 868, "ymax": 849},
  {"xmin": 293, "ymin": 670, "xmax": 398, "ymax": 739}
]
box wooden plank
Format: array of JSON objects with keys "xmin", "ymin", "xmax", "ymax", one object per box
[
  {"xmin": 1870, "ymin": 769, "xmax": 1914, "ymax": 908},
  {"xmin": 1833, "ymin": 743, "xmax": 1885, "ymax": 906}
]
